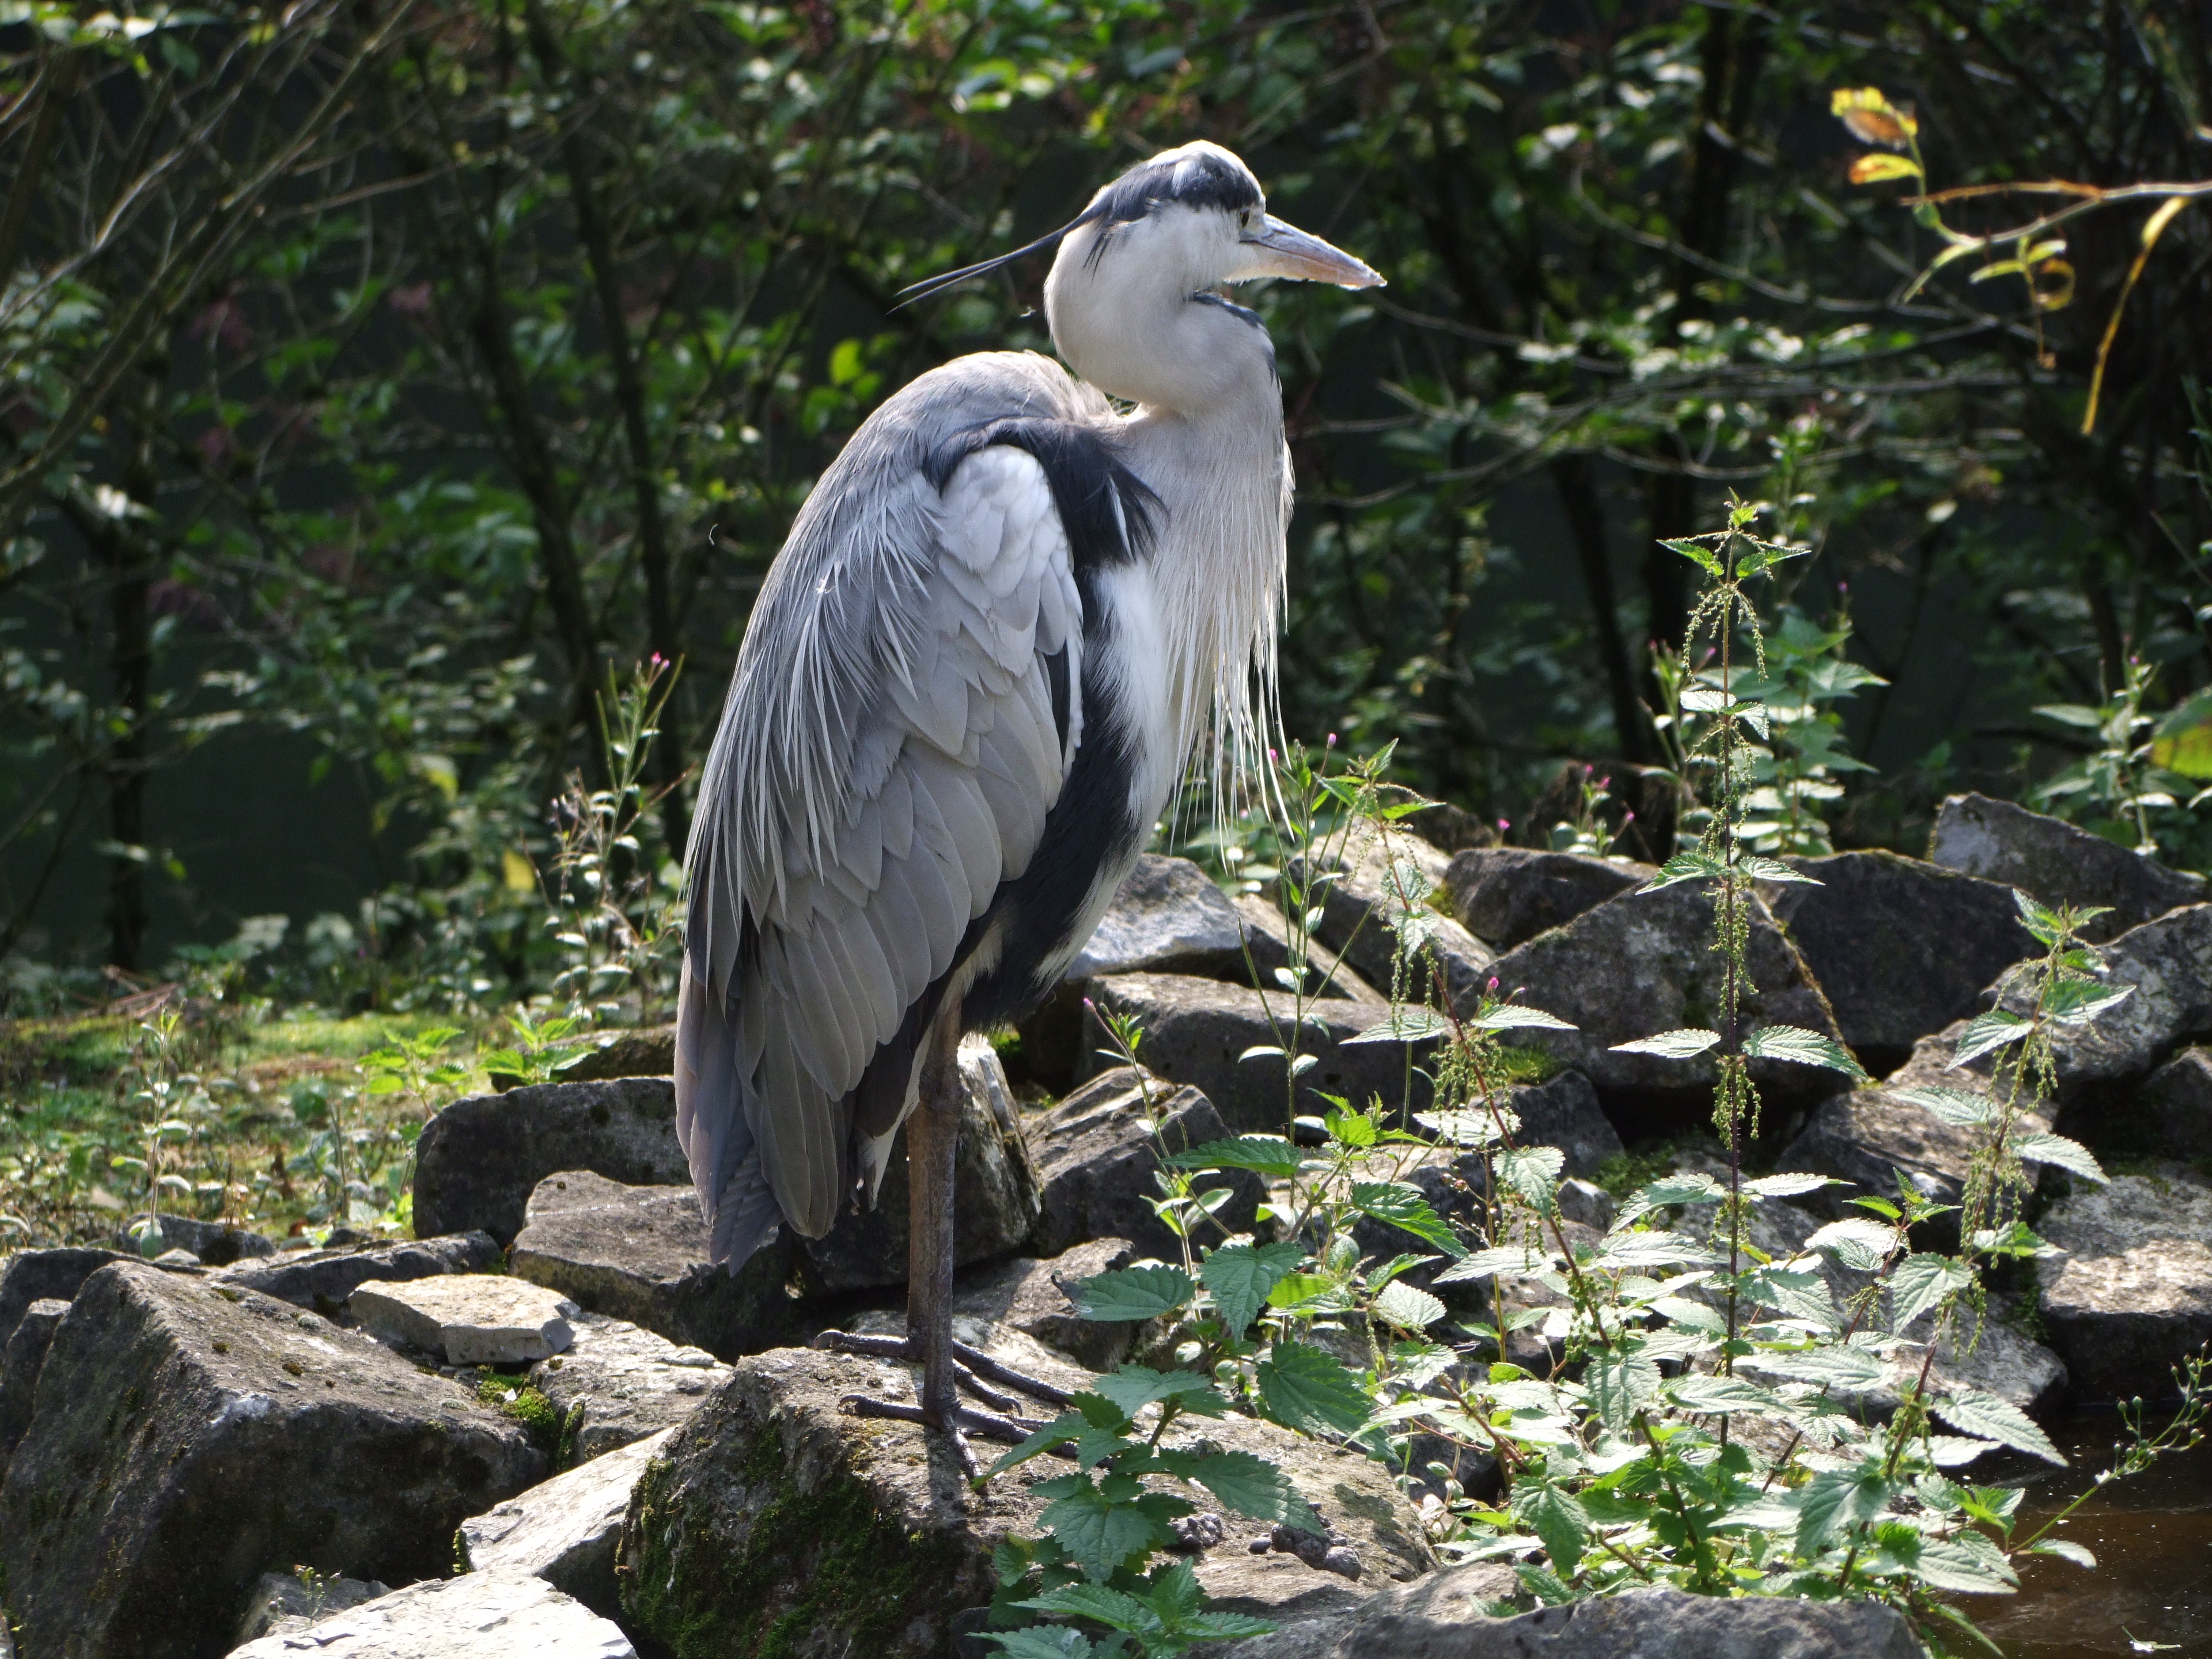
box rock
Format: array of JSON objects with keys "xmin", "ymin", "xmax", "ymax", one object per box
[
  {"xmin": 0, "ymin": 1245, "xmax": 126, "ymax": 1352},
  {"xmin": 528, "ymin": 1310, "xmax": 732, "ymax": 1463},
  {"xmin": 351, "ymin": 1274, "xmax": 576, "ymax": 1365},
  {"xmin": 1498, "ymin": 1070, "xmax": 1625, "ymax": 1178},
  {"xmin": 1555, "ymin": 1178, "xmax": 1616, "ymax": 1232},
  {"xmin": 2036, "ymin": 1165, "xmax": 2212, "ymax": 1403},
  {"xmin": 0, "ymin": 1297, "xmax": 68, "ymax": 1463},
  {"xmin": 1484, "ymin": 881, "xmax": 1848, "ymax": 1105},
  {"xmin": 153, "ymin": 1246, "xmax": 204, "ymax": 1267},
  {"xmin": 1028, "ymin": 1067, "xmax": 1263, "ymax": 1260},
  {"xmin": 946, "ymin": 1238, "xmax": 1141, "ymax": 1372},
  {"xmin": 555, "ymin": 1024, "xmax": 676, "ymax": 1082},
  {"xmin": 1069, "ymin": 854, "xmax": 1254, "ymax": 980},
  {"xmin": 232, "ymin": 1571, "xmax": 391, "ymax": 1646},
  {"xmin": 414, "ymin": 1077, "xmax": 690, "ymax": 1247},
  {"xmin": 210, "ymin": 1230, "xmax": 502, "ymax": 1316},
  {"xmin": 510, "ymin": 1171, "xmax": 793, "ymax": 1360},
  {"xmin": 1775, "ymin": 1024, "xmax": 2049, "ymax": 1221},
  {"xmin": 226, "ymin": 1568, "xmax": 635, "ymax": 1659},
  {"xmin": 0, "ymin": 1261, "xmax": 544, "ymax": 1659},
  {"xmin": 798, "ymin": 1039, "xmax": 1042, "ymax": 1292},
  {"xmin": 461, "ymin": 1427, "xmax": 672, "ymax": 1615},
  {"xmin": 617, "ymin": 1344, "xmax": 1433, "ymax": 1653},
  {"xmin": 1202, "ymin": 1573, "xmax": 1916, "ymax": 1659},
  {"xmin": 1763, "ymin": 851, "xmax": 2031, "ymax": 1070},
  {"xmin": 2143, "ymin": 1047, "xmax": 2212, "ymax": 1159},
  {"xmin": 117, "ymin": 1214, "xmax": 277, "ymax": 1266},
  {"xmin": 1444, "ymin": 849, "xmax": 1649, "ymax": 951},
  {"xmin": 1081, "ymin": 972, "xmax": 1419, "ymax": 1134},
  {"xmin": 1929, "ymin": 792, "xmax": 2205, "ymax": 942},
  {"xmin": 2035, "ymin": 904, "xmax": 2212, "ymax": 1110},
  {"xmin": 1301, "ymin": 825, "xmax": 1496, "ymax": 1012}
]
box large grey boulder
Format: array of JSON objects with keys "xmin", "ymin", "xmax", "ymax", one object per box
[
  {"xmin": 1445, "ymin": 848, "xmax": 1650, "ymax": 951},
  {"xmin": 210, "ymin": 1230, "xmax": 502, "ymax": 1316},
  {"xmin": 1203, "ymin": 1573, "xmax": 1916, "ymax": 1659},
  {"xmin": 0, "ymin": 1262, "xmax": 544, "ymax": 1659},
  {"xmin": 414, "ymin": 1077, "xmax": 690, "ymax": 1247},
  {"xmin": 0, "ymin": 1245, "xmax": 126, "ymax": 1351},
  {"xmin": 349, "ymin": 1274, "xmax": 577, "ymax": 1365},
  {"xmin": 0, "ymin": 1297, "xmax": 67, "ymax": 1463},
  {"xmin": 510, "ymin": 1171, "xmax": 793, "ymax": 1359},
  {"xmin": 1029, "ymin": 1067, "xmax": 1263, "ymax": 1260},
  {"xmin": 461, "ymin": 1427, "xmax": 672, "ymax": 1615},
  {"xmin": 2033, "ymin": 903, "xmax": 2212, "ymax": 1113},
  {"xmin": 617, "ymin": 1344, "xmax": 1433, "ymax": 1653},
  {"xmin": 1483, "ymin": 881, "xmax": 1847, "ymax": 1104},
  {"xmin": 115, "ymin": 1214, "xmax": 276, "ymax": 1266},
  {"xmin": 1930, "ymin": 792, "xmax": 2205, "ymax": 941},
  {"xmin": 1763, "ymin": 851, "xmax": 2030, "ymax": 1068},
  {"xmin": 528, "ymin": 1310, "xmax": 732, "ymax": 1463},
  {"xmin": 554, "ymin": 1024, "xmax": 676, "ymax": 1082},
  {"xmin": 226, "ymin": 1568, "xmax": 635, "ymax": 1658},
  {"xmin": 1081, "ymin": 972, "xmax": 1418, "ymax": 1133},
  {"xmin": 2036, "ymin": 1165, "xmax": 2212, "ymax": 1403},
  {"xmin": 1069, "ymin": 853, "xmax": 1255, "ymax": 981},
  {"xmin": 798, "ymin": 1040, "xmax": 1041, "ymax": 1292},
  {"xmin": 942, "ymin": 1237, "xmax": 1142, "ymax": 1372},
  {"xmin": 1775, "ymin": 1022, "xmax": 2049, "ymax": 1222},
  {"xmin": 2143, "ymin": 1047, "xmax": 2212, "ymax": 1159},
  {"xmin": 1301, "ymin": 825, "xmax": 1496, "ymax": 1013}
]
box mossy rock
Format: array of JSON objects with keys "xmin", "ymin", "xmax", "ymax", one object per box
[{"xmin": 618, "ymin": 1342, "xmax": 1435, "ymax": 1658}]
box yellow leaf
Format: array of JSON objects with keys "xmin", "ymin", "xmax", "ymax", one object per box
[
  {"xmin": 2030, "ymin": 258, "xmax": 2075, "ymax": 312},
  {"xmin": 502, "ymin": 850, "xmax": 537, "ymax": 893},
  {"xmin": 1849, "ymin": 154, "xmax": 1923, "ymax": 184},
  {"xmin": 2153, "ymin": 702, "xmax": 2212, "ymax": 781}
]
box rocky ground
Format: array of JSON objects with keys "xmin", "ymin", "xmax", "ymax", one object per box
[{"xmin": 2, "ymin": 791, "xmax": 2209, "ymax": 1657}]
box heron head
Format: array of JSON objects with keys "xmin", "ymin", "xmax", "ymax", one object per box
[{"xmin": 898, "ymin": 141, "xmax": 1380, "ymax": 411}]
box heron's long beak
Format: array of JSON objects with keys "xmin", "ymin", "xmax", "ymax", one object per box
[{"xmin": 1233, "ymin": 215, "xmax": 1383, "ymax": 288}]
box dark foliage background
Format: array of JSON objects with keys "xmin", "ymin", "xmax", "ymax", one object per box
[{"xmin": 3, "ymin": 0, "xmax": 2208, "ymax": 1003}]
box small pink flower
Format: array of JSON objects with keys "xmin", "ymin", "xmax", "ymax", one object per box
[
  {"xmin": 1487, "ymin": 976, "xmax": 1500, "ymax": 995},
  {"xmin": 1596, "ymin": 775, "xmax": 1611, "ymax": 790},
  {"xmin": 1497, "ymin": 818, "xmax": 1510, "ymax": 831}
]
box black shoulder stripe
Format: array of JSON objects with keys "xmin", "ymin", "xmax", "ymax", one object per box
[{"xmin": 927, "ymin": 418, "xmax": 1159, "ymax": 574}]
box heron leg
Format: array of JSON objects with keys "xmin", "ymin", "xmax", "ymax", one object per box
[{"xmin": 906, "ymin": 995, "xmax": 964, "ymax": 1443}]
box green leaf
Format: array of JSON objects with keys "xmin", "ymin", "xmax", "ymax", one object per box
[
  {"xmin": 1740, "ymin": 853, "xmax": 1819, "ymax": 884},
  {"xmin": 1934, "ymin": 1389, "xmax": 2066, "ymax": 1465},
  {"xmin": 1022, "ymin": 1582, "xmax": 1154, "ymax": 1634},
  {"xmin": 1511, "ymin": 1482, "xmax": 1592, "ymax": 1577},
  {"xmin": 1741, "ymin": 1024, "xmax": 1868, "ymax": 1078},
  {"xmin": 1202, "ymin": 1242, "xmax": 1305, "ymax": 1338},
  {"xmin": 1344, "ymin": 1007, "xmax": 1453, "ymax": 1044},
  {"xmin": 1433, "ymin": 1244, "xmax": 1562, "ymax": 1285},
  {"xmin": 1741, "ymin": 1171, "xmax": 1838, "ymax": 1198},
  {"xmin": 2042, "ymin": 980, "xmax": 2133, "ymax": 1025},
  {"xmin": 1609, "ymin": 1028, "xmax": 1721, "ymax": 1059},
  {"xmin": 1037, "ymin": 1477, "xmax": 1177, "ymax": 1581},
  {"xmin": 2013, "ymin": 1131, "xmax": 2108, "ymax": 1183},
  {"xmin": 1952, "ymin": 1010, "xmax": 2033, "ymax": 1066},
  {"xmin": 1073, "ymin": 1266, "xmax": 1196, "ymax": 1323},
  {"xmin": 1749, "ymin": 1343, "xmax": 1885, "ymax": 1389},
  {"xmin": 1351, "ymin": 1181, "xmax": 1468, "ymax": 1257},
  {"xmin": 983, "ymin": 1627, "xmax": 1098, "ymax": 1659},
  {"xmin": 1586, "ymin": 1352, "xmax": 1661, "ymax": 1431},
  {"xmin": 1497, "ymin": 1146, "xmax": 1564, "ymax": 1212},
  {"xmin": 987, "ymin": 1411, "xmax": 1089, "ymax": 1478},
  {"xmin": 1088, "ymin": 1366, "xmax": 1220, "ymax": 1423},
  {"xmin": 1805, "ymin": 1216, "xmax": 1902, "ymax": 1271},
  {"xmin": 1514, "ymin": 1562, "xmax": 1577, "ymax": 1605},
  {"xmin": 1165, "ymin": 1135, "xmax": 1303, "ymax": 1177},
  {"xmin": 1468, "ymin": 1005, "xmax": 1577, "ymax": 1032},
  {"xmin": 1892, "ymin": 1085, "xmax": 1993, "ymax": 1127},
  {"xmin": 1372, "ymin": 1278, "xmax": 1446, "ymax": 1331},
  {"xmin": 1663, "ymin": 535, "xmax": 1725, "ymax": 575},
  {"xmin": 1256, "ymin": 1340, "xmax": 1372, "ymax": 1435},
  {"xmin": 1642, "ymin": 851, "xmax": 1726, "ymax": 891},
  {"xmin": 1668, "ymin": 1373, "xmax": 1777, "ymax": 1414},
  {"xmin": 1189, "ymin": 1450, "xmax": 1319, "ymax": 1529},
  {"xmin": 2028, "ymin": 1538, "xmax": 2097, "ymax": 1569},
  {"xmin": 1795, "ymin": 1463, "xmax": 1891, "ymax": 1555},
  {"xmin": 1889, "ymin": 1252, "xmax": 1975, "ymax": 1328},
  {"xmin": 1589, "ymin": 1230, "xmax": 1715, "ymax": 1270}
]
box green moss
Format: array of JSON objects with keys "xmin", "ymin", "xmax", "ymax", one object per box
[
  {"xmin": 475, "ymin": 1375, "xmax": 560, "ymax": 1455},
  {"xmin": 1593, "ymin": 1141, "xmax": 1684, "ymax": 1203},
  {"xmin": 624, "ymin": 1424, "xmax": 972, "ymax": 1659}
]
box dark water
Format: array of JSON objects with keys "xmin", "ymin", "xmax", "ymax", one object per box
[{"xmin": 1970, "ymin": 1412, "xmax": 2212, "ymax": 1659}]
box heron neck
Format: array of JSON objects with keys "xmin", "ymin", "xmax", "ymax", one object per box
[{"xmin": 1118, "ymin": 355, "xmax": 1288, "ymax": 794}]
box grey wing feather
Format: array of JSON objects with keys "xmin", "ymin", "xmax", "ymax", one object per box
[{"xmin": 677, "ymin": 352, "xmax": 1100, "ymax": 1262}]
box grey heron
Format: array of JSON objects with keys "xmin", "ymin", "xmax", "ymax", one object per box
[{"xmin": 676, "ymin": 140, "xmax": 1381, "ymax": 1465}]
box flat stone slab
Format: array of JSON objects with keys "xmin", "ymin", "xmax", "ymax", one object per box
[
  {"xmin": 1445, "ymin": 847, "xmax": 1649, "ymax": 951},
  {"xmin": 554, "ymin": 1024, "xmax": 676, "ymax": 1083},
  {"xmin": 460, "ymin": 1427, "xmax": 673, "ymax": 1615},
  {"xmin": 1, "ymin": 1262, "xmax": 543, "ymax": 1659},
  {"xmin": 1028, "ymin": 1066, "xmax": 1262, "ymax": 1260},
  {"xmin": 211, "ymin": 1232, "xmax": 502, "ymax": 1317},
  {"xmin": 232, "ymin": 1571, "xmax": 389, "ymax": 1646},
  {"xmin": 414, "ymin": 1077, "xmax": 690, "ymax": 1247},
  {"xmin": 510, "ymin": 1171, "xmax": 792, "ymax": 1359},
  {"xmin": 1930, "ymin": 791, "xmax": 2205, "ymax": 942},
  {"xmin": 1067, "ymin": 853, "xmax": 1254, "ymax": 981},
  {"xmin": 528, "ymin": 1310, "xmax": 731, "ymax": 1463},
  {"xmin": 351, "ymin": 1275, "xmax": 577, "ymax": 1365},
  {"xmin": 2037, "ymin": 1165, "xmax": 2212, "ymax": 1403},
  {"xmin": 227, "ymin": 1567, "xmax": 635, "ymax": 1658},
  {"xmin": 616, "ymin": 1344, "xmax": 1433, "ymax": 1654}
]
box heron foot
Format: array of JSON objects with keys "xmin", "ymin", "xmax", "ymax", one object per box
[
  {"xmin": 836, "ymin": 1393, "xmax": 1043, "ymax": 1480},
  {"xmin": 810, "ymin": 1328, "xmax": 1074, "ymax": 1411}
]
